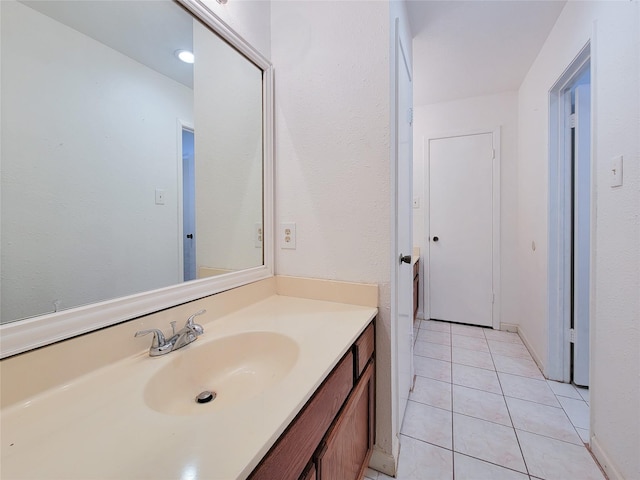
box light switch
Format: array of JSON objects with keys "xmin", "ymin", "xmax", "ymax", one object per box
[
  {"xmin": 611, "ymin": 156, "xmax": 623, "ymax": 187},
  {"xmin": 155, "ymin": 188, "xmax": 165, "ymax": 205}
]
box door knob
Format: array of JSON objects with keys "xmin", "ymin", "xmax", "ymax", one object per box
[
  {"xmin": 400, "ymin": 254, "xmax": 411, "ymax": 264},
  {"xmin": 186, "ymin": 234, "xmax": 193, "ymax": 239},
  {"xmin": 432, "ymin": 236, "xmax": 439, "ymax": 242}
]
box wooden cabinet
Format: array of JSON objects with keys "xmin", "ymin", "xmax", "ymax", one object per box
[
  {"xmin": 249, "ymin": 321, "xmax": 375, "ymax": 480},
  {"xmin": 413, "ymin": 258, "xmax": 419, "ymax": 319}
]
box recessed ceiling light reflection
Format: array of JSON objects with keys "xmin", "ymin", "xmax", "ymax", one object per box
[{"xmin": 175, "ymin": 50, "xmax": 194, "ymax": 64}]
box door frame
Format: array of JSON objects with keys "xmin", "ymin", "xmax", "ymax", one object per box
[
  {"xmin": 423, "ymin": 127, "xmax": 501, "ymax": 330},
  {"xmin": 547, "ymin": 43, "xmax": 592, "ymax": 382}
]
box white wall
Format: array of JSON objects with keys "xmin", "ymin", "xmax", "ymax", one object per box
[
  {"xmin": 412, "ymin": 91, "xmax": 519, "ymax": 327},
  {"xmin": 199, "ymin": 0, "xmax": 271, "ymax": 60},
  {"xmin": 270, "ymin": 0, "xmax": 397, "ymax": 471},
  {"xmin": 0, "ymin": 2, "xmax": 193, "ymax": 321},
  {"xmin": 193, "ymin": 20, "xmax": 263, "ymax": 272},
  {"xmin": 517, "ymin": 2, "xmax": 639, "ymax": 478}
]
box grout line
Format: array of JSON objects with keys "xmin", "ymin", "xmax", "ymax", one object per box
[
  {"xmin": 513, "ymin": 427, "xmax": 589, "ymax": 448},
  {"xmin": 486, "ymin": 328, "xmax": 531, "ymax": 477},
  {"xmin": 454, "ymin": 451, "xmax": 533, "ymax": 478}
]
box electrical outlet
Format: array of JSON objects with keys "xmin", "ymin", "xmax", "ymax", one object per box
[
  {"xmin": 281, "ymin": 222, "xmax": 296, "ymax": 249},
  {"xmin": 255, "ymin": 223, "xmax": 263, "ymax": 248}
]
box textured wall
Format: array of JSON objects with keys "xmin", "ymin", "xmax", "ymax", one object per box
[
  {"xmin": 517, "ymin": 2, "xmax": 639, "ymax": 478},
  {"xmin": 270, "ymin": 0, "xmax": 394, "ymax": 467}
]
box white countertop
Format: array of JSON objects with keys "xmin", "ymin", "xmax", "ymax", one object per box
[{"xmin": 1, "ymin": 295, "xmax": 377, "ymax": 479}]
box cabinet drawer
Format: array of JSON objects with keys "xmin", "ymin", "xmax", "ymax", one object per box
[
  {"xmin": 354, "ymin": 323, "xmax": 374, "ymax": 378},
  {"xmin": 249, "ymin": 350, "xmax": 354, "ymax": 480}
]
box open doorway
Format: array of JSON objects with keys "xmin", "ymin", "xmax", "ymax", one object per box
[
  {"xmin": 548, "ymin": 44, "xmax": 592, "ymax": 387},
  {"xmin": 181, "ymin": 126, "xmax": 196, "ymax": 281}
]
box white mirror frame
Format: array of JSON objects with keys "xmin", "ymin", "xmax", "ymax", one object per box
[{"xmin": 0, "ymin": 0, "xmax": 274, "ymax": 359}]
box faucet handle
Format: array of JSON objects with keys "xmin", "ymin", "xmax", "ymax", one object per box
[
  {"xmin": 186, "ymin": 309, "xmax": 206, "ymax": 325},
  {"xmin": 134, "ymin": 328, "xmax": 167, "ymax": 348},
  {"xmin": 186, "ymin": 309, "xmax": 206, "ymax": 336}
]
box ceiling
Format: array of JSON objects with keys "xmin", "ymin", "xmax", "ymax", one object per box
[
  {"xmin": 406, "ymin": 0, "xmax": 567, "ymax": 105},
  {"xmin": 21, "ymin": 1, "xmax": 194, "ymax": 88}
]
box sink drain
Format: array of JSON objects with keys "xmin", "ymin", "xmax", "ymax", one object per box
[{"xmin": 196, "ymin": 390, "xmax": 216, "ymax": 404}]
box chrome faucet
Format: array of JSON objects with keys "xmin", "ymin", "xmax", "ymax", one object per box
[{"xmin": 135, "ymin": 309, "xmax": 206, "ymax": 357}]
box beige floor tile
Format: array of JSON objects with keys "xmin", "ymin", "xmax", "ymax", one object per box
[
  {"xmin": 451, "ymin": 323, "xmax": 486, "ymax": 338},
  {"xmin": 453, "ymin": 384, "xmax": 512, "ymax": 426},
  {"xmin": 484, "ymin": 329, "xmax": 524, "ymax": 345},
  {"xmin": 452, "ymin": 334, "xmax": 490, "ymax": 353},
  {"xmin": 506, "ymin": 396, "xmax": 582, "ymax": 445},
  {"xmin": 410, "ymin": 375, "xmax": 452, "ymax": 410},
  {"xmin": 453, "ymin": 413, "xmax": 527, "ymax": 473},
  {"xmin": 401, "ymin": 400, "xmax": 452, "ymax": 449},
  {"xmin": 421, "ymin": 319, "xmax": 451, "ymax": 333},
  {"xmin": 546, "ymin": 380, "xmax": 582, "ymax": 399},
  {"xmin": 453, "ymin": 363, "xmax": 502, "ymax": 394},
  {"xmin": 517, "ymin": 430, "xmax": 605, "ymax": 480},
  {"xmin": 452, "ymin": 346, "xmax": 495, "ymax": 370},
  {"xmin": 414, "ymin": 355, "xmax": 451, "ymax": 382},
  {"xmin": 417, "ymin": 328, "xmax": 451, "ymax": 346},
  {"xmin": 493, "ymin": 354, "xmax": 544, "ymax": 379},
  {"xmin": 454, "ymin": 453, "xmax": 529, "ymax": 480},
  {"xmin": 498, "ymin": 372, "xmax": 560, "ymax": 407},
  {"xmin": 378, "ymin": 435, "xmax": 453, "ymax": 480},
  {"xmin": 488, "ymin": 340, "xmax": 532, "ymax": 359},
  {"xmin": 556, "ymin": 395, "xmax": 589, "ymax": 429},
  {"xmin": 414, "ymin": 340, "xmax": 451, "ymax": 361}
]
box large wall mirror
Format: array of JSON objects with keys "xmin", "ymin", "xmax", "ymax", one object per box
[{"xmin": 0, "ymin": 0, "xmax": 274, "ymax": 357}]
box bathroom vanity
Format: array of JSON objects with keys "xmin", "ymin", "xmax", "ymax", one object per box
[
  {"xmin": 0, "ymin": 278, "xmax": 378, "ymax": 480},
  {"xmin": 250, "ymin": 322, "xmax": 375, "ymax": 480}
]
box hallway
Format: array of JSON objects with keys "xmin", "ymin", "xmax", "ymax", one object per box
[{"xmin": 367, "ymin": 319, "xmax": 602, "ymax": 480}]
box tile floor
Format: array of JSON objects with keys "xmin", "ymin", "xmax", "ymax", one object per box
[{"xmin": 365, "ymin": 319, "xmax": 601, "ymax": 480}]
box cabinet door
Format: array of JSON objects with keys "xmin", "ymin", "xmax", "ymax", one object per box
[
  {"xmin": 300, "ymin": 462, "xmax": 316, "ymax": 480},
  {"xmin": 317, "ymin": 361, "xmax": 374, "ymax": 480}
]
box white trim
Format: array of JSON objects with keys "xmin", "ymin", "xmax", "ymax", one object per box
[
  {"xmin": 547, "ymin": 42, "xmax": 591, "ymax": 382},
  {"xmin": 388, "ymin": 17, "xmax": 400, "ymax": 472},
  {"xmin": 0, "ymin": 0, "xmax": 274, "ymax": 359},
  {"xmin": 423, "ymin": 127, "xmax": 502, "ymax": 329},
  {"xmin": 590, "ymin": 436, "xmax": 624, "ymax": 480}
]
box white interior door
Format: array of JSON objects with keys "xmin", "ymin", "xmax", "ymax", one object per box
[
  {"xmin": 395, "ymin": 33, "xmax": 413, "ymax": 427},
  {"xmin": 572, "ymin": 83, "xmax": 591, "ymax": 387},
  {"xmin": 428, "ymin": 133, "xmax": 494, "ymax": 327}
]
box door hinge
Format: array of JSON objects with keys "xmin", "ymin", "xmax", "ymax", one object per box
[
  {"xmin": 569, "ymin": 113, "xmax": 576, "ymax": 129},
  {"xmin": 569, "ymin": 328, "xmax": 576, "ymax": 343},
  {"xmin": 407, "ymin": 107, "xmax": 413, "ymax": 126},
  {"xmin": 492, "ymin": 293, "xmax": 495, "ymax": 304},
  {"xmin": 492, "ymin": 148, "xmax": 496, "ymax": 160}
]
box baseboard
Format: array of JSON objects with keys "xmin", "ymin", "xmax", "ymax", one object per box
[
  {"xmin": 500, "ymin": 322, "xmax": 518, "ymax": 333},
  {"xmin": 369, "ymin": 442, "xmax": 399, "ymax": 477},
  {"xmin": 590, "ymin": 435, "xmax": 624, "ymax": 480},
  {"xmin": 515, "ymin": 325, "xmax": 546, "ymax": 376}
]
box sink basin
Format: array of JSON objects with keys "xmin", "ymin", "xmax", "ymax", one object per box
[{"xmin": 144, "ymin": 331, "xmax": 299, "ymax": 415}]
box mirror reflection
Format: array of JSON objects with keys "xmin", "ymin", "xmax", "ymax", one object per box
[{"xmin": 0, "ymin": 0, "xmax": 264, "ymax": 324}]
